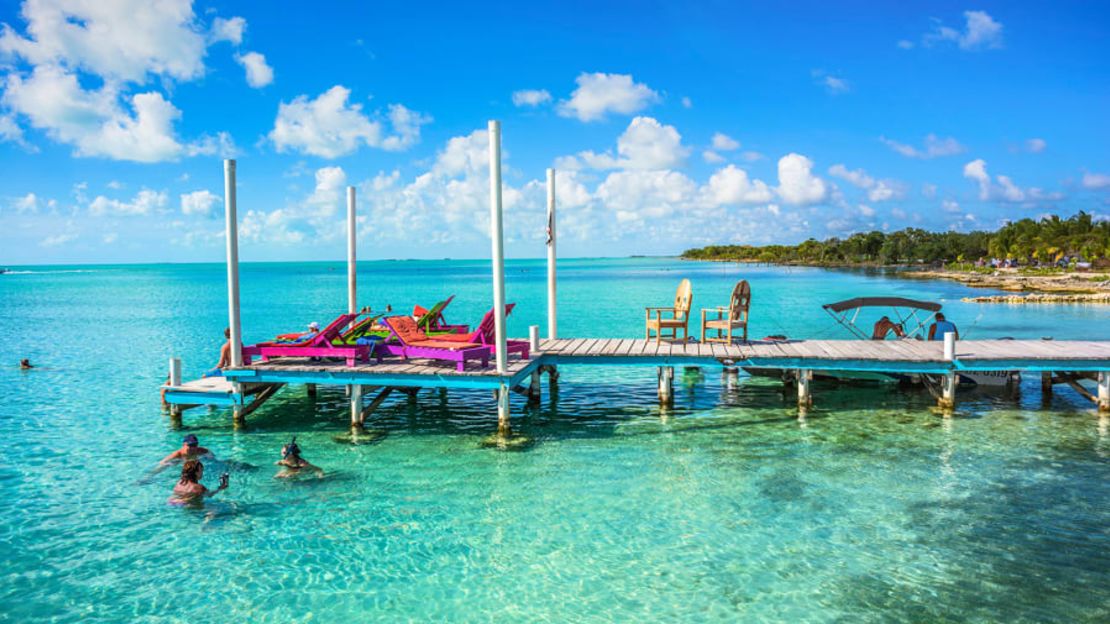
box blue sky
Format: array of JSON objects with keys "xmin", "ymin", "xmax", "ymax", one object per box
[{"xmin": 1, "ymin": 0, "xmax": 1108, "ymax": 264}]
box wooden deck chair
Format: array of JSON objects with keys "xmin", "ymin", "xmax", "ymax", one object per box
[
  {"xmin": 414, "ymin": 295, "xmax": 466, "ymax": 332},
  {"xmin": 378, "ymin": 315, "xmax": 489, "ymax": 372},
  {"xmin": 645, "ymin": 278, "xmax": 693, "ymax": 343},
  {"xmin": 701, "ymin": 280, "xmax": 751, "ymax": 344}
]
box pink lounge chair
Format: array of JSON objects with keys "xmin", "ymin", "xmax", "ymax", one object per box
[
  {"xmin": 242, "ymin": 313, "xmax": 373, "ymax": 367},
  {"xmin": 379, "ymin": 316, "xmax": 489, "ymax": 372},
  {"xmin": 432, "ymin": 303, "xmax": 529, "ymax": 359}
]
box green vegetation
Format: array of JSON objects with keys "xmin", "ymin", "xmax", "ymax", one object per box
[{"xmin": 682, "ymin": 212, "xmax": 1110, "ymax": 268}]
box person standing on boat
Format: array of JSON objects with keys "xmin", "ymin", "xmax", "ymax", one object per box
[
  {"xmin": 928, "ymin": 313, "xmax": 959, "ymax": 340},
  {"xmin": 871, "ymin": 316, "xmax": 905, "ymax": 340},
  {"xmin": 203, "ymin": 328, "xmax": 233, "ymax": 377}
]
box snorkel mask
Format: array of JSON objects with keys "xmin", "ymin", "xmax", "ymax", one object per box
[
  {"xmin": 282, "ymin": 436, "xmax": 300, "ymax": 459},
  {"xmin": 183, "ymin": 434, "xmax": 199, "ymax": 448}
]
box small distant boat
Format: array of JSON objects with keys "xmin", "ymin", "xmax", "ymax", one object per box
[
  {"xmin": 0, "ymin": 268, "xmax": 9, "ymax": 275},
  {"xmin": 746, "ymin": 296, "xmax": 1019, "ymax": 387}
]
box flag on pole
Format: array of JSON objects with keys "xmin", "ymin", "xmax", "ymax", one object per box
[{"xmin": 546, "ymin": 210, "xmax": 553, "ymax": 246}]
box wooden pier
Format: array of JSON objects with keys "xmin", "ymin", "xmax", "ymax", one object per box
[
  {"xmin": 160, "ymin": 152, "xmax": 1110, "ymax": 438},
  {"xmin": 163, "ymin": 337, "xmax": 1110, "ymax": 432}
]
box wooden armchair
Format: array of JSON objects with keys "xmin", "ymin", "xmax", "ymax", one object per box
[
  {"xmin": 645, "ymin": 278, "xmax": 693, "ymax": 343},
  {"xmin": 701, "ymin": 279, "xmax": 750, "ymax": 343}
]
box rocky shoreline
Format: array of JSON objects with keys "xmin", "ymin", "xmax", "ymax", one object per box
[{"xmin": 903, "ymin": 268, "xmax": 1110, "ymax": 301}]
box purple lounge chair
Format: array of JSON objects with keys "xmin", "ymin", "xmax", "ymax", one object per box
[
  {"xmin": 431, "ymin": 303, "xmax": 529, "ymax": 359},
  {"xmin": 242, "ymin": 312, "xmax": 373, "ymax": 367},
  {"xmin": 379, "ymin": 316, "xmax": 489, "ymax": 372}
]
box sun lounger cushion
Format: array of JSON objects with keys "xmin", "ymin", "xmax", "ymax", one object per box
[{"xmin": 386, "ymin": 315, "xmax": 428, "ymax": 343}]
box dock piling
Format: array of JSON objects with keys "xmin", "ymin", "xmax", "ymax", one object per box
[
  {"xmin": 306, "ymin": 383, "xmax": 317, "ymax": 399},
  {"xmin": 350, "ymin": 384, "xmax": 363, "ymax": 429},
  {"xmin": 497, "ymin": 382, "xmax": 511, "ymax": 437},
  {"xmin": 546, "ymin": 167, "xmax": 557, "ymax": 340},
  {"xmin": 223, "ymin": 159, "xmax": 243, "ymax": 368},
  {"xmin": 939, "ymin": 372, "xmax": 957, "ymax": 410},
  {"xmin": 488, "ymin": 120, "xmax": 508, "ymax": 374},
  {"xmin": 1099, "ymin": 371, "xmax": 1109, "ymax": 412},
  {"xmin": 529, "ymin": 325, "xmax": 540, "ymax": 355},
  {"xmin": 797, "ymin": 369, "xmax": 812, "ymax": 407},
  {"xmin": 528, "ymin": 370, "xmax": 541, "ymax": 405},
  {"xmin": 658, "ymin": 366, "xmax": 674, "ymax": 406},
  {"xmin": 1041, "ymin": 371, "xmax": 1053, "ymax": 397}
]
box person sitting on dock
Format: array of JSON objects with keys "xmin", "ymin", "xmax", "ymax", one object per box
[
  {"xmin": 169, "ymin": 459, "xmax": 227, "ymax": 505},
  {"xmin": 871, "ymin": 316, "xmax": 905, "ymax": 340},
  {"xmin": 275, "ymin": 437, "xmax": 324, "ymax": 479},
  {"xmin": 19, "ymin": 358, "xmax": 32, "ymax": 369},
  {"xmin": 203, "ymin": 328, "xmax": 233, "ymax": 378},
  {"xmin": 928, "ymin": 313, "xmax": 959, "ymax": 341},
  {"xmin": 160, "ymin": 434, "xmax": 214, "ymax": 466}
]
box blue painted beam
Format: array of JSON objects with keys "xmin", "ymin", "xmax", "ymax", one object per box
[
  {"xmin": 163, "ymin": 391, "xmax": 242, "ymax": 406},
  {"xmin": 223, "ymin": 368, "xmax": 510, "ymax": 390}
]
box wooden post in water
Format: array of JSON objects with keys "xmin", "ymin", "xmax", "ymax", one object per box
[
  {"xmin": 1041, "ymin": 371, "xmax": 1053, "ymax": 397},
  {"xmin": 1098, "ymin": 371, "xmax": 1110, "ymax": 413},
  {"xmin": 940, "ymin": 332, "xmax": 957, "ymax": 410},
  {"xmin": 528, "ymin": 370, "xmax": 541, "ymax": 405},
  {"xmin": 546, "ymin": 168, "xmax": 557, "ymax": 340},
  {"xmin": 488, "ymin": 120, "xmax": 508, "ymax": 375},
  {"xmin": 224, "ymin": 160, "xmax": 243, "ymax": 368},
  {"xmin": 350, "ymin": 384, "xmax": 363, "ymax": 430},
  {"xmin": 658, "ymin": 366, "xmax": 674, "ymax": 406},
  {"xmin": 797, "ymin": 369, "xmax": 812, "ymax": 407},
  {"xmin": 168, "ymin": 357, "xmax": 182, "ymax": 422},
  {"xmin": 306, "ymin": 383, "xmax": 317, "ymax": 399},
  {"xmin": 224, "ymin": 159, "xmax": 245, "ymax": 428},
  {"xmin": 497, "ymin": 382, "xmax": 511, "ymax": 437}
]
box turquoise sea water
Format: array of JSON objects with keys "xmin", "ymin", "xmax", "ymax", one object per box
[{"xmin": 2, "ymin": 257, "xmax": 1109, "ymax": 622}]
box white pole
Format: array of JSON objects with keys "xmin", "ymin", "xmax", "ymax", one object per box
[
  {"xmin": 168, "ymin": 357, "xmax": 182, "ymax": 387},
  {"xmin": 347, "ymin": 185, "xmax": 357, "ymax": 315},
  {"xmin": 529, "ymin": 325, "xmax": 540, "ymax": 354},
  {"xmin": 488, "ymin": 120, "xmax": 508, "ymax": 374},
  {"xmin": 943, "ymin": 332, "xmax": 955, "ymax": 361},
  {"xmin": 224, "ymin": 159, "xmax": 243, "ymax": 368},
  {"xmin": 546, "ymin": 168, "xmax": 557, "ymax": 340}
]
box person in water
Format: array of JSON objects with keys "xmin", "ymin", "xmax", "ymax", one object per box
[
  {"xmin": 871, "ymin": 316, "xmax": 905, "ymax": 340},
  {"xmin": 275, "ymin": 437, "xmax": 324, "ymax": 479},
  {"xmin": 19, "ymin": 359, "xmax": 33, "ymax": 369},
  {"xmin": 203, "ymin": 328, "xmax": 233, "ymax": 378},
  {"xmin": 928, "ymin": 313, "xmax": 959, "ymax": 340},
  {"xmin": 169, "ymin": 459, "xmax": 227, "ymax": 505},
  {"xmin": 160, "ymin": 434, "xmax": 214, "ymax": 466}
]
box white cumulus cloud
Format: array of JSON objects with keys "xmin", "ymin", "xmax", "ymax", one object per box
[
  {"xmin": 711, "ymin": 133, "xmax": 740, "ymax": 151},
  {"xmin": 89, "ymin": 188, "xmax": 167, "ymax": 216},
  {"xmin": 923, "ymin": 10, "xmax": 1003, "ymax": 51},
  {"xmin": 557, "ymin": 72, "xmax": 659, "ymax": 122},
  {"xmin": 210, "ymin": 16, "xmax": 246, "ymax": 45},
  {"xmin": 235, "ymin": 52, "xmax": 273, "ymax": 88},
  {"xmin": 1082, "ymin": 172, "xmax": 1110, "ymax": 190},
  {"xmin": 269, "ymin": 86, "xmax": 430, "ymax": 158},
  {"xmin": 776, "ymin": 153, "xmax": 827, "ymax": 205},
  {"xmin": 880, "ymin": 134, "xmax": 965, "ymax": 159},
  {"xmin": 180, "ymin": 189, "xmax": 220, "ymax": 216},
  {"xmin": 511, "ymin": 89, "xmax": 551, "ymax": 107},
  {"xmin": 703, "ymin": 165, "xmax": 773, "ymax": 205},
  {"xmin": 574, "ymin": 116, "xmax": 690, "ymax": 170}
]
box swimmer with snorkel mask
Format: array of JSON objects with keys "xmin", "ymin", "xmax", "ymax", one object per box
[{"xmin": 275, "ymin": 437, "xmax": 324, "ymax": 479}]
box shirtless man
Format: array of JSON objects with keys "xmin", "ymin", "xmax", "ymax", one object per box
[
  {"xmin": 159, "ymin": 434, "xmax": 215, "ymax": 466},
  {"xmin": 871, "ymin": 316, "xmax": 905, "ymax": 340},
  {"xmin": 203, "ymin": 328, "xmax": 232, "ymax": 378}
]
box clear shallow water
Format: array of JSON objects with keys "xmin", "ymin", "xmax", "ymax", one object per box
[{"xmin": 2, "ymin": 258, "xmax": 1109, "ymax": 622}]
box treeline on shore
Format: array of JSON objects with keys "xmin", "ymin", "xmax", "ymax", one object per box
[{"xmin": 681, "ymin": 212, "xmax": 1110, "ymax": 267}]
